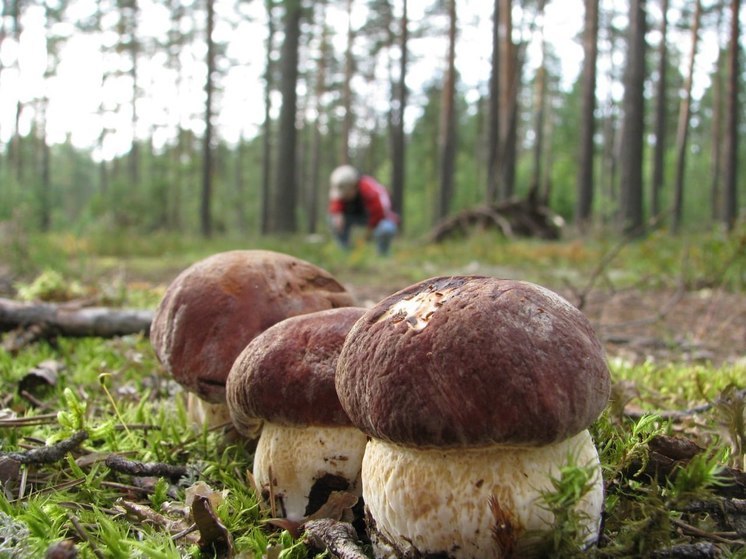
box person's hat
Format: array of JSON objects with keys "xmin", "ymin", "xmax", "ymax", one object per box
[{"xmin": 330, "ymin": 165, "xmax": 360, "ymax": 200}]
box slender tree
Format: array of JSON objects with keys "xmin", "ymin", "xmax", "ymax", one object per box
[
  {"xmin": 486, "ymin": 0, "xmax": 500, "ymax": 204},
  {"xmin": 575, "ymin": 0, "xmax": 599, "ymax": 228},
  {"xmin": 261, "ymin": 0, "xmax": 276, "ymax": 234},
  {"xmin": 498, "ymin": 0, "xmax": 517, "ymax": 200},
  {"xmin": 529, "ymin": 0, "xmax": 547, "ymax": 205},
  {"xmin": 390, "ymin": 0, "xmax": 408, "ymax": 222},
  {"xmin": 671, "ymin": 0, "xmax": 701, "ymax": 233},
  {"xmin": 200, "ymin": 0, "xmax": 216, "ymax": 237},
  {"xmin": 618, "ymin": 0, "xmax": 647, "ymax": 235},
  {"xmin": 722, "ymin": 0, "xmax": 740, "ymax": 230},
  {"xmin": 271, "ymin": 0, "xmax": 302, "ymax": 233},
  {"xmin": 340, "ymin": 0, "xmax": 355, "ymax": 164},
  {"xmin": 650, "ymin": 0, "xmax": 669, "ymax": 221},
  {"xmin": 308, "ymin": 1, "xmax": 330, "ymax": 234},
  {"xmin": 435, "ymin": 0, "xmax": 457, "ymax": 222}
]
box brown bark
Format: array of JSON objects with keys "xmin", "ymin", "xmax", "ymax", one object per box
[
  {"xmin": 575, "ymin": 0, "xmax": 599, "ymax": 228},
  {"xmin": 650, "ymin": 0, "xmax": 669, "ymax": 221},
  {"xmin": 671, "ymin": 0, "xmax": 702, "ymax": 233},
  {"xmin": 435, "ymin": 0, "xmax": 457, "ymax": 222},
  {"xmin": 309, "ymin": 4, "xmax": 329, "ymax": 234},
  {"xmin": 260, "ymin": 0, "xmax": 276, "ymax": 235},
  {"xmin": 486, "ymin": 0, "xmax": 500, "ymax": 205},
  {"xmin": 618, "ymin": 0, "xmax": 647, "ymax": 235},
  {"xmin": 0, "ymin": 298, "xmax": 153, "ymax": 338},
  {"xmin": 390, "ymin": 0, "xmax": 408, "ymax": 223},
  {"xmin": 271, "ymin": 0, "xmax": 302, "ymax": 233},
  {"xmin": 340, "ymin": 0, "xmax": 354, "ymax": 165},
  {"xmin": 722, "ymin": 0, "xmax": 740, "ymax": 231},
  {"xmin": 498, "ymin": 0, "xmax": 517, "ymax": 201},
  {"xmin": 201, "ymin": 0, "xmax": 215, "ymax": 238}
]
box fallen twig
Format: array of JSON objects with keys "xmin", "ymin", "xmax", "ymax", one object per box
[
  {"xmin": 104, "ymin": 454, "xmax": 188, "ymax": 480},
  {"xmin": 304, "ymin": 518, "xmax": 368, "ymax": 559},
  {"xmin": 0, "ymin": 430, "xmax": 88, "ymax": 464}
]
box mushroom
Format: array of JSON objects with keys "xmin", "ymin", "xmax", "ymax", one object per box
[
  {"xmin": 226, "ymin": 306, "xmax": 369, "ymax": 522},
  {"xmin": 150, "ymin": 250, "xmax": 355, "ymax": 432},
  {"xmin": 335, "ymin": 276, "xmax": 611, "ymax": 558}
]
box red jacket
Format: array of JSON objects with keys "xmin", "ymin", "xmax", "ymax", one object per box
[{"xmin": 329, "ymin": 175, "xmax": 399, "ymax": 229}]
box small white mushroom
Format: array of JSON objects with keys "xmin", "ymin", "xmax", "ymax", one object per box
[{"xmin": 335, "ymin": 276, "xmax": 612, "ymax": 558}]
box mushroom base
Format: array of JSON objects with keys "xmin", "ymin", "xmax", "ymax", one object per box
[
  {"xmin": 186, "ymin": 393, "xmax": 234, "ymax": 430},
  {"xmin": 253, "ymin": 423, "xmax": 368, "ymax": 522},
  {"xmin": 362, "ymin": 430, "xmax": 604, "ymax": 559}
]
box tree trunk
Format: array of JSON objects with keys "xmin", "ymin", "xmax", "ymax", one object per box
[
  {"xmin": 486, "ymin": 0, "xmax": 500, "ymax": 205},
  {"xmin": 709, "ymin": 44, "xmax": 724, "ymax": 222},
  {"xmin": 128, "ymin": 0, "xmax": 140, "ymax": 190},
  {"xmin": 200, "ymin": 0, "xmax": 216, "ymax": 238},
  {"xmin": 722, "ymin": 0, "xmax": 740, "ymax": 231},
  {"xmin": 435, "ymin": 0, "xmax": 457, "ymax": 222},
  {"xmin": 390, "ymin": 0, "xmax": 408, "ymax": 224},
  {"xmin": 650, "ymin": 0, "xmax": 669, "ymax": 222},
  {"xmin": 618, "ymin": 0, "xmax": 647, "ymax": 235},
  {"xmin": 575, "ymin": 0, "xmax": 599, "ymax": 228},
  {"xmin": 309, "ymin": 2, "xmax": 329, "ymax": 234},
  {"xmin": 498, "ymin": 0, "xmax": 517, "ymax": 201},
  {"xmin": 261, "ymin": 0, "xmax": 276, "ymax": 235},
  {"xmin": 340, "ymin": 0, "xmax": 354, "ymax": 165},
  {"xmin": 529, "ymin": 0, "xmax": 547, "ymax": 205},
  {"xmin": 671, "ymin": 0, "xmax": 701, "ymax": 234},
  {"xmin": 271, "ymin": 0, "xmax": 302, "ymax": 233}
]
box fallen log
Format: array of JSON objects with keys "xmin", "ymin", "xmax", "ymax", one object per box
[
  {"xmin": 427, "ymin": 198, "xmax": 564, "ymax": 243},
  {"xmin": 0, "ymin": 297, "xmax": 153, "ymax": 338}
]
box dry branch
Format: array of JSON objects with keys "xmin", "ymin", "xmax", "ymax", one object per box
[
  {"xmin": 427, "ymin": 198, "xmax": 562, "ymax": 243},
  {"xmin": 303, "ymin": 518, "xmax": 368, "ymax": 559},
  {"xmin": 0, "ymin": 297, "xmax": 153, "ymax": 337}
]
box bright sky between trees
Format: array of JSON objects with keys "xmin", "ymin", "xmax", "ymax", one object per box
[{"xmin": 0, "ymin": 0, "xmax": 723, "ymax": 161}]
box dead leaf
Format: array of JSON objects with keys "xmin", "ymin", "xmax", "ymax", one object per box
[
  {"xmin": 192, "ymin": 495, "xmax": 233, "ymax": 558},
  {"xmin": 18, "ymin": 359, "xmax": 64, "ymax": 400}
]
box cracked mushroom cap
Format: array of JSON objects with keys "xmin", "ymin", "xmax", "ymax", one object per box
[
  {"xmin": 150, "ymin": 250, "xmax": 355, "ymax": 405},
  {"xmin": 226, "ymin": 306, "xmax": 368, "ymax": 437},
  {"xmin": 335, "ymin": 276, "xmax": 611, "ymax": 448}
]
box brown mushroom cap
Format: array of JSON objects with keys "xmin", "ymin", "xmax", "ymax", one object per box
[
  {"xmin": 150, "ymin": 250, "xmax": 355, "ymax": 404},
  {"xmin": 335, "ymin": 276, "xmax": 611, "ymax": 449},
  {"xmin": 226, "ymin": 306, "xmax": 367, "ymax": 436}
]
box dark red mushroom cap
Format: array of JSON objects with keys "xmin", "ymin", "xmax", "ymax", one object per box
[
  {"xmin": 335, "ymin": 276, "xmax": 611, "ymax": 449},
  {"xmin": 150, "ymin": 250, "xmax": 355, "ymax": 404},
  {"xmin": 226, "ymin": 307, "xmax": 367, "ymax": 436}
]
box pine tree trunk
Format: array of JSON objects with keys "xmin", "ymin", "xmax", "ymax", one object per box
[
  {"xmin": 671, "ymin": 0, "xmax": 701, "ymax": 233},
  {"xmin": 261, "ymin": 0, "xmax": 276, "ymax": 235},
  {"xmin": 435, "ymin": 0, "xmax": 457, "ymax": 222},
  {"xmin": 575, "ymin": 0, "xmax": 599, "ymax": 228},
  {"xmin": 390, "ymin": 0, "xmax": 408, "ymax": 224},
  {"xmin": 309, "ymin": 3, "xmax": 329, "ymax": 235},
  {"xmin": 650, "ymin": 0, "xmax": 669, "ymax": 222},
  {"xmin": 340, "ymin": 0, "xmax": 354, "ymax": 165},
  {"xmin": 618, "ymin": 0, "xmax": 647, "ymax": 235},
  {"xmin": 271, "ymin": 0, "xmax": 302, "ymax": 233},
  {"xmin": 498, "ymin": 0, "xmax": 517, "ymax": 201},
  {"xmin": 722, "ymin": 0, "xmax": 740, "ymax": 231},
  {"xmin": 486, "ymin": 0, "xmax": 500, "ymax": 205},
  {"xmin": 200, "ymin": 0, "xmax": 216, "ymax": 238}
]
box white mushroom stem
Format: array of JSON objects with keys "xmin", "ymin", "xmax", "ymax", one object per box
[
  {"xmin": 185, "ymin": 393, "xmax": 236, "ymax": 430},
  {"xmin": 253, "ymin": 423, "xmax": 368, "ymax": 522},
  {"xmin": 362, "ymin": 429, "xmax": 604, "ymax": 559}
]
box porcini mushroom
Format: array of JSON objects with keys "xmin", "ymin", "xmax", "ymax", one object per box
[
  {"xmin": 335, "ymin": 276, "xmax": 611, "ymax": 558},
  {"xmin": 150, "ymin": 250, "xmax": 355, "ymax": 433},
  {"xmin": 226, "ymin": 307, "xmax": 369, "ymax": 522}
]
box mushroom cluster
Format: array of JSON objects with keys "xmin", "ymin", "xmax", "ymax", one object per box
[
  {"xmin": 335, "ymin": 276, "xmax": 611, "ymax": 558},
  {"xmin": 226, "ymin": 307, "xmax": 368, "ymax": 522},
  {"xmin": 150, "ymin": 250, "xmax": 355, "ymax": 432}
]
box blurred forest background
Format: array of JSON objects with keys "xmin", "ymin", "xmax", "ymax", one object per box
[{"xmin": 0, "ymin": 0, "xmax": 742, "ymax": 240}]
